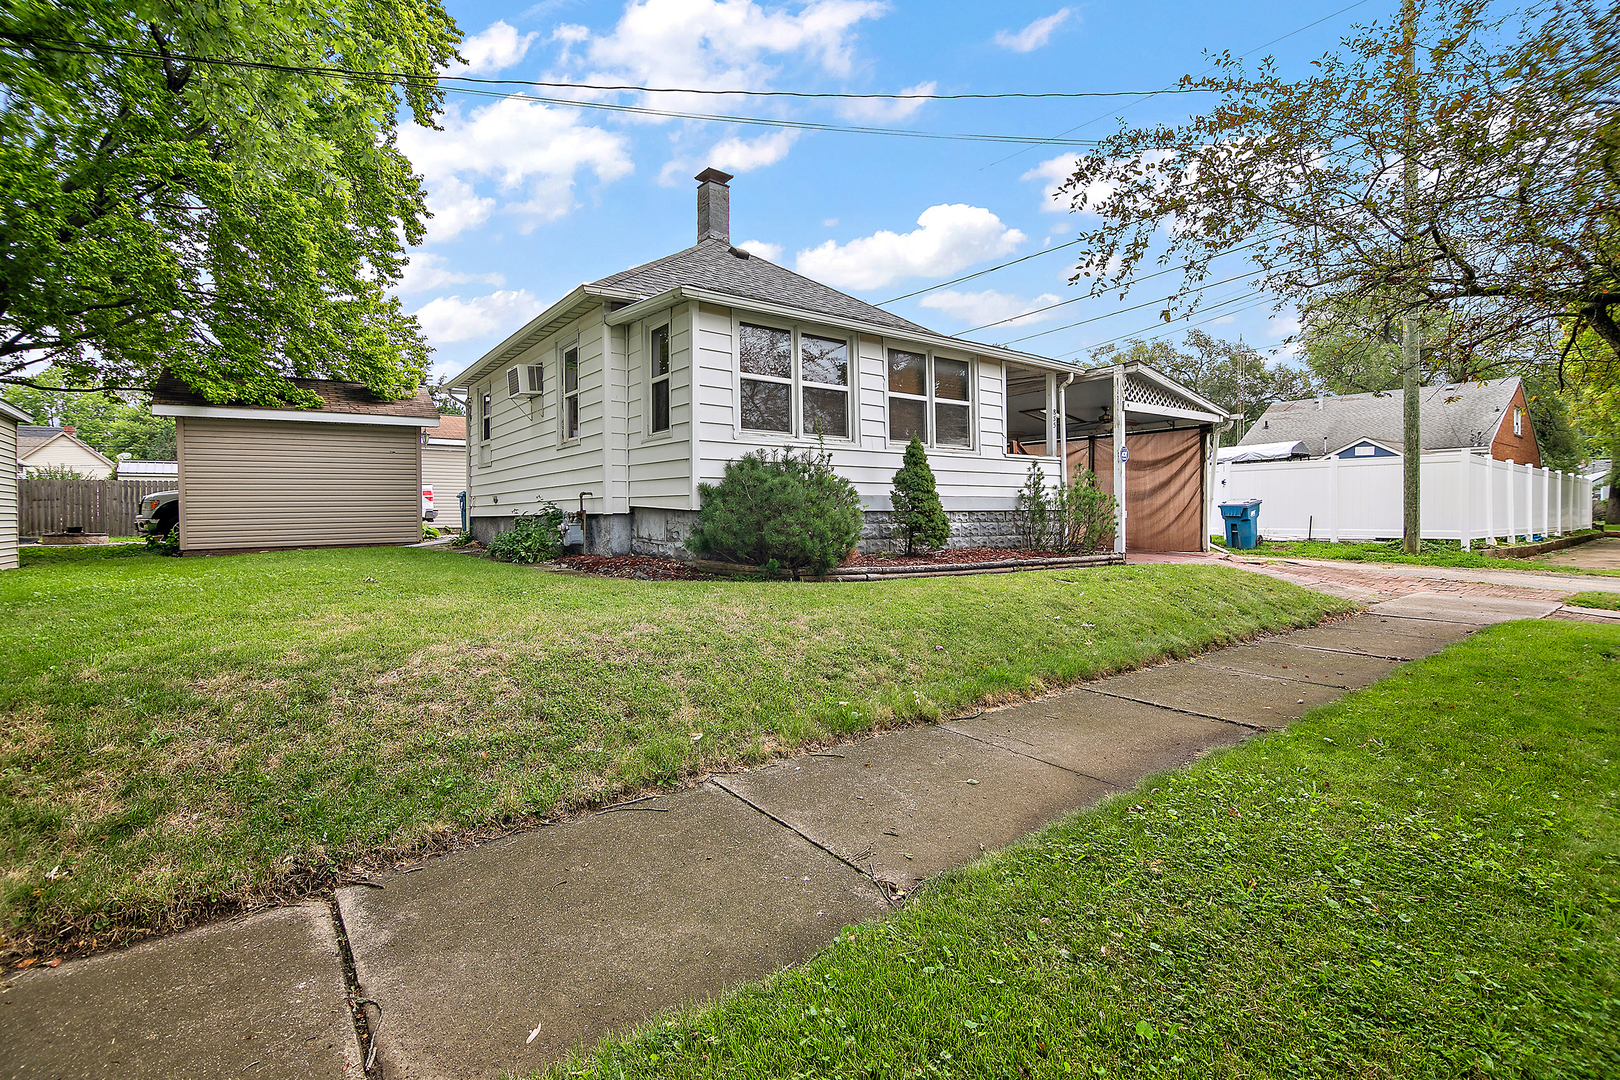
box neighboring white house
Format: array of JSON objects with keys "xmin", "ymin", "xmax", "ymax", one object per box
[
  {"xmin": 2, "ymin": 401, "xmax": 31, "ymax": 569},
  {"xmin": 448, "ymin": 170, "xmax": 1231, "ymax": 555},
  {"xmin": 16, "ymin": 425, "xmax": 115, "ymax": 478}
]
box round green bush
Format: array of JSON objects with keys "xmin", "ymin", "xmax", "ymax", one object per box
[{"xmin": 686, "ymin": 447, "xmax": 865, "ymax": 575}]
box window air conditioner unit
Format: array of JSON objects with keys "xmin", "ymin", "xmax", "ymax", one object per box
[{"xmin": 507, "ymin": 364, "xmax": 543, "ymax": 397}]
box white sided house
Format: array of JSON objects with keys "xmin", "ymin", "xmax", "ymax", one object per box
[{"xmin": 449, "ymin": 170, "xmax": 1230, "ymax": 556}]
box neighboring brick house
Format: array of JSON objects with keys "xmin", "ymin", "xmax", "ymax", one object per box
[
  {"xmin": 1239, "ymin": 377, "xmax": 1541, "ymax": 466},
  {"xmin": 447, "ymin": 170, "xmax": 1232, "ymax": 555}
]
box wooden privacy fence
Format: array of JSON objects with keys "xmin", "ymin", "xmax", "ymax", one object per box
[{"xmin": 19, "ymin": 478, "xmax": 176, "ymax": 537}]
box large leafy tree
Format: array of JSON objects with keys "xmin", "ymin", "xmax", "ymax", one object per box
[
  {"xmin": 1093, "ymin": 331, "xmax": 1318, "ymax": 445},
  {"xmin": 0, "ymin": 0, "xmax": 460, "ymax": 406},
  {"xmin": 1056, "ymin": 0, "xmax": 1617, "ymax": 547}
]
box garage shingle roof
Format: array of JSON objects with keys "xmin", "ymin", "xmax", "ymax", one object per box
[
  {"xmin": 1239, "ymin": 377, "xmax": 1521, "ymax": 455},
  {"xmin": 590, "ymin": 237, "xmax": 934, "ymax": 336},
  {"xmin": 151, "ymin": 374, "xmax": 439, "ymax": 420}
]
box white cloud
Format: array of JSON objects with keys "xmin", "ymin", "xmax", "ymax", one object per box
[
  {"xmin": 1266, "ymin": 312, "xmax": 1301, "ymax": 339},
  {"xmin": 660, "ymin": 128, "xmax": 800, "ymax": 185},
  {"xmin": 569, "ymin": 0, "xmax": 889, "ymax": 96},
  {"xmin": 838, "ymin": 80, "xmax": 936, "ymax": 121},
  {"xmin": 1021, "ymin": 152, "xmax": 1113, "ymax": 215},
  {"xmin": 918, "ymin": 289, "xmax": 1065, "ymax": 328},
  {"xmin": 1211, "ymin": 314, "xmax": 1236, "ymax": 324},
  {"xmin": 412, "ymin": 290, "xmax": 549, "ymax": 344},
  {"xmin": 994, "ymin": 8, "xmax": 1073, "ymax": 53},
  {"xmin": 396, "ymin": 253, "xmax": 506, "ymax": 294},
  {"xmin": 736, "ymin": 239, "xmax": 783, "ymax": 260},
  {"xmin": 795, "ymin": 204, "xmax": 1025, "ymax": 290},
  {"xmin": 822, "ymin": 217, "xmax": 838, "ymax": 227},
  {"xmin": 455, "ymin": 21, "xmax": 539, "ymax": 74},
  {"xmin": 399, "ymin": 97, "xmax": 634, "ymax": 240}
]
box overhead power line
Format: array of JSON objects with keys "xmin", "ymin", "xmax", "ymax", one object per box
[{"xmin": 0, "ymin": 35, "xmax": 1186, "ymax": 146}]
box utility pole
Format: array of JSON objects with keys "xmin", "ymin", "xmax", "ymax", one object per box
[{"xmin": 1400, "ymin": 0, "xmax": 1422, "ymax": 553}]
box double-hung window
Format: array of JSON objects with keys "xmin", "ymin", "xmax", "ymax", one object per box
[
  {"xmin": 650, "ymin": 325, "xmax": 671, "ymax": 434},
  {"xmin": 738, "ymin": 322, "xmax": 849, "ymax": 438},
  {"xmin": 887, "ymin": 348, "xmax": 972, "ymax": 448},
  {"xmin": 480, "ymin": 388, "xmax": 492, "ymax": 441},
  {"xmin": 563, "ymin": 346, "xmax": 580, "ymax": 441}
]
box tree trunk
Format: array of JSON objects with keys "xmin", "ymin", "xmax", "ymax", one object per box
[{"xmin": 1607, "ymin": 434, "xmax": 1620, "ymax": 526}]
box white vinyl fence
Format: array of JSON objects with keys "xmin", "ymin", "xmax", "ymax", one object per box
[{"xmin": 1210, "ymin": 449, "xmax": 1592, "ymax": 548}]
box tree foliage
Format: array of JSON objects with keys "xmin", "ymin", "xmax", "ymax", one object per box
[
  {"xmin": 1057, "ymin": 0, "xmax": 1620, "ymax": 376},
  {"xmin": 3, "ymin": 364, "xmax": 175, "ymax": 457},
  {"xmin": 889, "ymin": 436, "xmax": 950, "ymax": 554},
  {"xmin": 1093, "ymin": 331, "xmax": 1317, "ymax": 443},
  {"xmin": 0, "ymin": 0, "xmax": 461, "ymax": 406},
  {"xmin": 687, "ymin": 448, "xmax": 865, "ymax": 575}
]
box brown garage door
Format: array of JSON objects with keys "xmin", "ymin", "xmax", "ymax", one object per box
[
  {"xmin": 179, "ymin": 417, "xmax": 421, "ymax": 551},
  {"xmin": 1070, "ymin": 429, "xmax": 1207, "ymax": 552}
]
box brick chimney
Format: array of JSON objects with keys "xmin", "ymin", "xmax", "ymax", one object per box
[{"xmin": 695, "ymin": 167, "xmax": 733, "ymax": 244}]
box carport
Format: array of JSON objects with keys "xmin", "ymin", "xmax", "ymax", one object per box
[
  {"xmin": 150, "ymin": 375, "xmax": 439, "ymax": 554},
  {"xmin": 1005, "ymin": 362, "xmax": 1230, "ymax": 553}
]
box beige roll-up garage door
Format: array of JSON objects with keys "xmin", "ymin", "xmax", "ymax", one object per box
[{"xmin": 179, "ymin": 417, "xmax": 421, "ymax": 551}]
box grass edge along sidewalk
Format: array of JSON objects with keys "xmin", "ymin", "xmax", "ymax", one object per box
[
  {"xmin": 1215, "ymin": 530, "xmax": 1620, "ymax": 577},
  {"xmin": 1, "ymin": 548, "xmax": 1350, "ymax": 964},
  {"xmin": 544, "ymin": 619, "xmax": 1620, "ymax": 1080}
]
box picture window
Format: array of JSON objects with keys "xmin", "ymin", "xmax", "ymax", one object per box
[{"xmin": 737, "ymin": 322, "xmax": 849, "ymax": 438}]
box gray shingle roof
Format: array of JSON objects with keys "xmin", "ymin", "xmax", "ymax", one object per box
[
  {"xmin": 1239, "ymin": 377, "xmax": 1522, "ymax": 455},
  {"xmin": 590, "ymin": 237, "xmax": 933, "ymax": 336}
]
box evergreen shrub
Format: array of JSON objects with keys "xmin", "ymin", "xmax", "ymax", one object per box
[
  {"xmin": 889, "ymin": 436, "xmax": 950, "ymax": 554},
  {"xmin": 686, "ymin": 447, "xmax": 864, "ymax": 575},
  {"xmin": 1013, "ymin": 460, "xmax": 1118, "ymax": 553}
]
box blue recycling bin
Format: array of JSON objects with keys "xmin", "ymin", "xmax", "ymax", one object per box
[{"xmin": 1219, "ymin": 500, "xmax": 1263, "ymax": 550}]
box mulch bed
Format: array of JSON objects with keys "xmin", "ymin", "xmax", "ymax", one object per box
[
  {"xmin": 556, "ymin": 554, "xmax": 709, "ymax": 580},
  {"xmin": 844, "ymin": 546, "xmax": 1065, "ymax": 567},
  {"xmin": 555, "ymin": 547, "xmax": 1088, "ymax": 581}
]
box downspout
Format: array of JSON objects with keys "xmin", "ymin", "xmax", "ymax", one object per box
[
  {"xmin": 1204, "ymin": 419, "xmax": 1232, "ymax": 553},
  {"xmin": 1057, "ymin": 371, "xmax": 1075, "ymax": 492}
]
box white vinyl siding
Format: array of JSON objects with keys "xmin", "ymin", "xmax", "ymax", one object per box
[
  {"xmin": 20, "ymin": 435, "xmax": 113, "ymax": 479},
  {"xmin": 625, "ymin": 305, "xmax": 695, "ymax": 509},
  {"xmin": 0, "ymin": 420, "xmax": 18, "ymax": 569},
  {"xmin": 467, "ymin": 312, "xmax": 613, "ymax": 517},
  {"xmin": 176, "ymin": 417, "xmax": 421, "ymax": 551}
]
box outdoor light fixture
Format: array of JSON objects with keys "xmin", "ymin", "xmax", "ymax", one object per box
[{"xmin": 1098, "ymin": 406, "xmax": 1113, "ymax": 424}]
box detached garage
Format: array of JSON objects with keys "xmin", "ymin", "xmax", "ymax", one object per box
[{"xmin": 150, "ymin": 375, "xmax": 439, "ymax": 555}]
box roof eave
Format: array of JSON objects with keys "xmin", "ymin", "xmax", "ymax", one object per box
[
  {"xmin": 605, "ymin": 285, "xmax": 1079, "ymax": 371},
  {"xmin": 152, "ymin": 404, "xmax": 438, "ymax": 427},
  {"xmin": 446, "ymin": 284, "xmax": 643, "ymax": 389},
  {"xmin": 0, "ymin": 401, "xmax": 32, "ymax": 424}
]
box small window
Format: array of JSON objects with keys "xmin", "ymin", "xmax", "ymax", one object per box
[
  {"xmin": 480, "ymin": 388, "xmax": 492, "ymax": 441},
  {"xmin": 887, "ymin": 348, "xmax": 972, "ymax": 448},
  {"xmin": 740, "ymin": 323, "xmax": 792, "ymax": 433},
  {"xmin": 1513, "ymin": 407, "xmax": 1523, "ymax": 437},
  {"xmin": 564, "ymin": 347, "xmax": 580, "ymax": 441},
  {"xmin": 1353, "ymin": 444, "xmax": 1376, "ymax": 457},
  {"xmin": 650, "ymin": 324, "xmax": 671, "ymax": 434},
  {"xmin": 801, "ymin": 333, "xmax": 848, "ymax": 439}
]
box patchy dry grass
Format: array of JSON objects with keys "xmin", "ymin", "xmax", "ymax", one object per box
[{"xmin": 1, "ymin": 545, "xmax": 1350, "ymax": 959}]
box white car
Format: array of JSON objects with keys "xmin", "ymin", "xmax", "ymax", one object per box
[{"xmin": 134, "ymin": 490, "xmax": 179, "ymax": 535}]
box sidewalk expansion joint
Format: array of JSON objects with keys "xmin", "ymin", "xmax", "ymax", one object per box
[
  {"xmin": 938, "ymin": 725, "xmax": 1118, "ymax": 789},
  {"xmin": 1197, "ymin": 662, "xmax": 1362, "ymax": 691},
  {"xmin": 326, "ymin": 896, "xmax": 381, "ymax": 1077},
  {"xmin": 709, "ymin": 778, "xmax": 902, "ymax": 904},
  {"xmin": 1076, "ymin": 687, "xmax": 1274, "ymax": 733}
]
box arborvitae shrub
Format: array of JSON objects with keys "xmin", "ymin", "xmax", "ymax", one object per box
[
  {"xmin": 687, "ymin": 447, "xmax": 864, "ymax": 574},
  {"xmin": 889, "ymin": 436, "xmax": 950, "ymax": 555}
]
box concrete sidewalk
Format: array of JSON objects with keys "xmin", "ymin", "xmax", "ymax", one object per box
[{"xmin": 0, "ymin": 591, "xmax": 1563, "ymax": 1080}]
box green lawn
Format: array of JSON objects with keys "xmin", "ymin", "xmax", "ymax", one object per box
[
  {"xmin": 0, "ymin": 546, "xmax": 1350, "ymax": 961},
  {"xmin": 1568, "ymin": 591, "xmax": 1620, "ymax": 611},
  {"xmin": 546, "ymin": 620, "xmax": 1620, "ymax": 1080},
  {"xmin": 1216, "ymin": 533, "xmax": 1620, "ymax": 577}
]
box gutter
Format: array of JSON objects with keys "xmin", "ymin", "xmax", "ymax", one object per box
[{"xmin": 603, "ymin": 285, "xmax": 1083, "ymax": 372}]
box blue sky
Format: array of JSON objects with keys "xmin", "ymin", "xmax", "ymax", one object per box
[{"xmin": 398, "ymin": 0, "xmax": 1393, "ymax": 381}]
